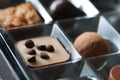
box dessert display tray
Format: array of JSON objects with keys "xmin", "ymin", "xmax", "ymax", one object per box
[
  {"xmin": 0, "ymin": 23, "xmax": 102, "ymax": 80},
  {"xmin": 0, "ymin": 0, "xmax": 119, "ymax": 80},
  {"xmin": 56, "ymin": 15, "xmax": 120, "ymax": 80}
]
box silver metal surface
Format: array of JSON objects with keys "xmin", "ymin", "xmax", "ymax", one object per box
[
  {"xmin": 0, "ymin": 49, "xmax": 19, "ymax": 80},
  {"xmin": 70, "ymin": 0, "xmax": 99, "ymax": 17},
  {"xmin": 1, "ymin": 24, "xmax": 84, "ymax": 80}
]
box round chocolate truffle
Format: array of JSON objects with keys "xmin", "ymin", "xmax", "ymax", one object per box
[
  {"xmin": 48, "ymin": 0, "xmax": 85, "ymax": 20},
  {"xmin": 73, "ymin": 32, "xmax": 109, "ymax": 58},
  {"xmin": 108, "ymin": 65, "xmax": 120, "ymax": 80}
]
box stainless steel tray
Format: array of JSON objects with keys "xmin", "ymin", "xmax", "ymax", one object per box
[
  {"xmin": 0, "ymin": 24, "xmax": 84, "ymax": 80},
  {"xmin": 56, "ymin": 16, "xmax": 120, "ymax": 80}
]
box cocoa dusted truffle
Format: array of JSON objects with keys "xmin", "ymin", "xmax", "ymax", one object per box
[
  {"xmin": 73, "ymin": 32, "xmax": 109, "ymax": 58},
  {"xmin": 48, "ymin": 0, "xmax": 85, "ymax": 20}
]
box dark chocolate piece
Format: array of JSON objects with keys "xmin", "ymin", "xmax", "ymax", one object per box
[
  {"xmin": 47, "ymin": 45, "xmax": 54, "ymax": 52},
  {"xmin": 40, "ymin": 53, "xmax": 49, "ymax": 59},
  {"xmin": 37, "ymin": 45, "xmax": 47, "ymax": 51},
  {"xmin": 25, "ymin": 40, "xmax": 34, "ymax": 48},
  {"xmin": 48, "ymin": 0, "xmax": 86, "ymax": 20},
  {"xmin": 27, "ymin": 56, "xmax": 36, "ymax": 63},
  {"xmin": 28, "ymin": 49, "xmax": 36, "ymax": 55}
]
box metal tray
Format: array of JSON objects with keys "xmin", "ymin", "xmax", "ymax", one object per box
[
  {"xmin": 0, "ymin": 48, "xmax": 19, "ymax": 80},
  {"xmin": 0, "ymin": 24, "xmax": 84, "ymax": 80},
  {"xmin": 56, "ymin": 16, "xmax": 120, "ymax": 80},
  {"xmin": 87, "ymin": 16, "xmax": 120, "ymax": 80}
]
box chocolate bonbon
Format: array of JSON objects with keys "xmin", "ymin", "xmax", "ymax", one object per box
[
  {"xmin": 48, "ymin": 0, "xmax": 85, "ymax": 20},
  {"xmin": 73, "ymin": 32, "xmax": 109, "ymax": 58},
  {"xmin": 15, "ymin": 36, "xmax": 70, "ymax": 68}
]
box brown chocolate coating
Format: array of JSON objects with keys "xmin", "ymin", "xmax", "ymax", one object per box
[
  {"xmin": 73, "ymin": 32, "xmax": 109, "ymax": 58},
  {"xmin": 108, "ymin": 65, "xmax": 120, "ymax": 80},
  {"xmin": 48, "ymin": 0, "xmax": 85, "ymax": 20}
]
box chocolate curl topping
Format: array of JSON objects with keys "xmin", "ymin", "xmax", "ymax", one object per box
[
  {"xmin": 28, "ymin": 49, "xmax": 36, "ymax": 55},
  {"xmin": 40, "ymin": 53, "xmax": 49, "ymax": 59},
  {"xmin": 47, "ymin": 45, "xmax": 54, "ymax": 52},
  {"xmin": 25, "ymin": 40, "xmax": 34, "ymax": 48},
  {"xmin": 27, "ymin": 56, "xmax": 36, "ymax": 63},
  {"xmin": 37, "ymin": 45, "xmax": 47, "ymax": 51}
]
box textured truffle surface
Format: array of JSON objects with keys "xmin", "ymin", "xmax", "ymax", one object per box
[{"xmin": 73, "ymin": 32, "xmax": 109, "ymax": 58}]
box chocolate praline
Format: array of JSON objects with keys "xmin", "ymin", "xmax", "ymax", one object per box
[
  {"xmin": 48, "ymin": 0, "xmax": 85, "ymax": 20},
  {"xmin": 73, "ymin": 32, "xmax": 109, "ymax": 58}
]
